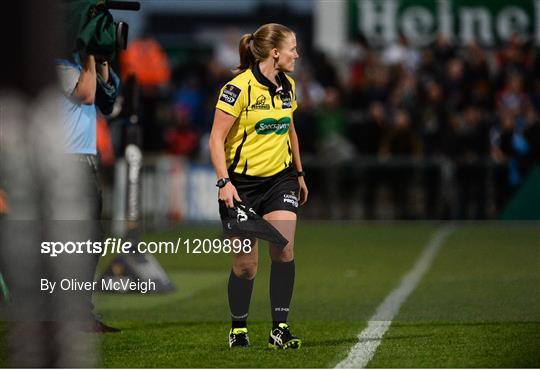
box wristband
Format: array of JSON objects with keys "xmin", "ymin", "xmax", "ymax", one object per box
[{"xmin": 297, "ymin": 171, "xmax": 305, "ymax": 177}]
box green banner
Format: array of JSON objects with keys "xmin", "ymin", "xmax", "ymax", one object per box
[
  {"xmin": 0, "ymin": 272, "xmax": 8, "ymax": 303},
  {"xmin": 500, "ymin": 166, "xmax": 540, "ymax": 220},
  {"xmin": 349, "ymin": 0, "xmax": 540, "ymax": 46}
]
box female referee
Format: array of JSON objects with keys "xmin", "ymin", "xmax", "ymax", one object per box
[{"xmin": 209, "ymin": 23, "xmax": 308, "ymax": 349}]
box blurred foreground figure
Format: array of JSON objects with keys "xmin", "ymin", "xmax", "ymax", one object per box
[
  {"xmin": 56, "ymin": 49, "xmax": 120, "ymax": 334},
  {"xmin": 0, "ymin": 0, "xmax": 97, "ymax": 366}
]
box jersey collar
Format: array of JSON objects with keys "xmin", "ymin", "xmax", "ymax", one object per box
[{"xmin": 251, "ymin": 63, "xmax": 292, "ymax": 97}]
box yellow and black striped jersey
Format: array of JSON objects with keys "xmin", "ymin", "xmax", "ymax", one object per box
[{"xmin": 216, "ymin": 64, "xmax": 297, "ymax": 177}]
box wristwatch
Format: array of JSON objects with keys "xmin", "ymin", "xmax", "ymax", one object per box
[
  {"xmin": 297, "ymin": 170, "xmax": 305, "ymax": 177},
  {"xmin": 216, "ymin": 178, "xmax": 231, "ymax": 188}
]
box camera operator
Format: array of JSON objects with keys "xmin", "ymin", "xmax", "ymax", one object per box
[{"xmin": 56, "ymin": 49, "xmax": 120, "ymax": 332}]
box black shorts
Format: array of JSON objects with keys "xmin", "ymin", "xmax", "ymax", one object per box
[{"xmin": 219, "ymin": 166, "xmax": 300, "ymax": 219}]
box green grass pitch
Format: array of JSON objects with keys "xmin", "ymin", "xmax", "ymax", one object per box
[{"xmin": 1, "ymin": 222, "xmax": 539, "ymax": 367}]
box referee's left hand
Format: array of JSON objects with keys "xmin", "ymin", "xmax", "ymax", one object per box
[{"xmin": 298, "ymin": 177, "xmax": 308, "ymax": 206}]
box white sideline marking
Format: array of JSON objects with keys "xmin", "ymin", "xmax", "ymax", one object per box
[{"xmin": 335, "ymin": 227, "xmax": 454, "ymax": 369}]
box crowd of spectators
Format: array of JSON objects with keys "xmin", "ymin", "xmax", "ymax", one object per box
[{"xmin": 112, "ymin": 31, "xmax": 540, "ymax": 220}]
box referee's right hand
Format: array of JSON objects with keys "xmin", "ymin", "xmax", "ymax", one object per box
[{"xmin": 219, "ymin": 183, "xmax": 242, "ymax": 208}]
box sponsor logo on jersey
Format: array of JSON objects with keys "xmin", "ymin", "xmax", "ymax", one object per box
[
  {"xmin": 219, "ymin": 84, "xmax": 241, "ymax": 106},
  {"xmin": 280, "ymin": 92, "xmax": 293, "ymax": 109},
  {"xmin": 255, "ymin": 117, "xmax": 291, "ymax": 135},
  {"xmin": 251, "ymin": 95, "xmax": 270, "ymax": 110}
]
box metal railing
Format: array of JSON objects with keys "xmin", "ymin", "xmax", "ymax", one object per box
[{"xmin": 102, "ymin": 154, "xmax": 507, "ymax": 226}]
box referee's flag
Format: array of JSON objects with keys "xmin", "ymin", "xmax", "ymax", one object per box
[{"xmin": 221, "ymin": 199, "xmax": 289, "ymax": 248}]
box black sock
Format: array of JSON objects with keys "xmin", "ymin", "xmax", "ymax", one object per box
[
  {"xmin": 228, "ymin": 270, "xmax": 254, "ymax": 328},
  {"xmin": 270, "ymin": 260, "xmax": 295, "ymax": 326},
  {"xmin": 232, "ymin": 321, "xmax": 247, "ymax": 329}
]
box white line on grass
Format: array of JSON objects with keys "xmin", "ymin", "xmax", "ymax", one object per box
[{"xmin": 335, "ymin": 226, "xmax": 454, "ymax": 369}]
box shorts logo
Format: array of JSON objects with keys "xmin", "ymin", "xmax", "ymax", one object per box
[
  {"xmin": 280, "ymin": 92, "xmax": 292, "ymax": 109},
  {"xmin": 255, "ymin": 117, "xmax": 291, "ymax": 135},
  {"xmin": 236, "ymin": 204, "xmax": 257, "ymax": 223},
  {"xmin": 219, "ymin": 84, "xmax": 241, "ymax": 106},
  {"xmin": 251, "ymin": 95, "xmax": 270, "ymax": 110},
  {"xmin": 236, "ymin": 208, "xmax": 248, "ymax": 222},
  {"xmin": 283, "ymin": 193, "xmax": 298, "ymax": 208}
]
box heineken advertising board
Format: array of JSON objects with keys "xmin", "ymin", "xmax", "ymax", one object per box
[{"xmin": 349, "ymin": 0, "xmax": 540, "ymax": 46}]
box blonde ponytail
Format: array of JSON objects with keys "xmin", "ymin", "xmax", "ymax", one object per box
[
  {"xmin": 233, "ymin": 24, "xmax": 293, "ymax": 75},
  {"xmin": 234, "ymin": 33, "xmax": 256, "ymax": 75}
]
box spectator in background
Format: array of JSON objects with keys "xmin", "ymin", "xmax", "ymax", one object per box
[
  {"xmin": 379, "ymin": 109, "xmax": 422, "ymax": 219},
  {"xmin": 296, "ymin": 68, "xmax": 326, "ymax": 108},
  {"xmin": 348, "ymin": 101, "xmax": 387, "ymax": 219},
  {"xmin": 345, "ymin": 33, "xmax": 369, "ymax": 90},
  {"xmin": 446, "ymin": 105, "xmax": 491, "ymax": 219},
  {"xmin": 444, "ymin": 58, "xmax": 467, "ymax": 112},
  {"xmin": 496, "ymin": 72, "xmax": 530, "ymax": 114},
  {"xmin": 364, "ymin": 63, "xmax": 391, "ymax": 104},
  {"xmin": 530, "ymin": 77, "xmax": 540, "ymax": 112},
  {"xmin": 214, "ymin": 28, "xmax": 243, "ymax": 74},
  {"xmin": 463, "ymin": 41, "xmax": 494, "ymax": 109},
  {"xmin": 492, "ymin": 73, "xmax": 531, "ymax": 209},
  {"xmin": 119, "ymin": 37, "xmax": 172, "ymax": 151},
  {"xmin": 316, "ymin": 87, "xmax": 354, "ymax": 163},
  {"xmin": 345, "ymin": 50, "xmax": 379, "ymax": 110},
  {"xmin": 315, "ymin": 87, "xmax": 354, "ymax": 218},
  {"xmin": 420, "ymin": 81, "xmax": 449, "ymax": 155},
  {"xmin": 418, "ymin": 48, "xmax": 438, "ymax": 83},
  {"xmin": 164, "ymin": 103, "xmax": 200, "ymax": 158},
  {"xmin": 119, "ymin": 37, "xmax": 171, "ymax": 89},
  {"xmin": 496, "ymin": 35, "xmax": 529, "ymax": 84},
  {"xmin": 419, "ymin": 80, "xmax": 450, "ymax": 218},
  {"xmin": 491, "ymin": 105, "xmax": 538, "ymax": 212},
  {"xmin": 382, "ymin": 32, "xmax": 420, "ymax": 72},
  {"xmin": 491, "ymin": 109, "xmax": 513, "ymax": 213},
  {"xmin": 524, "ymin": 105, "xmax": 540, "ymax": 166},
  {"xmin": 96, "ymin": 113, "xmax": 116, "ymax": 167},
  {"xmin": 294, "ymin": 68, "xmax": 324, "ymax": 155},
  {"xmin": 172, "ymin": 75, "xmax": 208, "ymax": 159},
  {"xmin": 311, "ymin": 49, "xmax": 340, "ymax": 88},
  {"xmin": 388, "ymin": 72, "xmax": 418, "ymax": 117},
  {"xmin": 432, "ymin": 33, "xmax": 456, "ymax": 71},
  {"xmin": 350, "ymin": 101, "xmax": 386, "ymax": 156},
  {"xmin": 380, "ymin": 110, "xmax": 423, "ymax": 158},
  {"xmin": 0, "ymin": 188, "xmax": 8, "ymax": 216}
]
